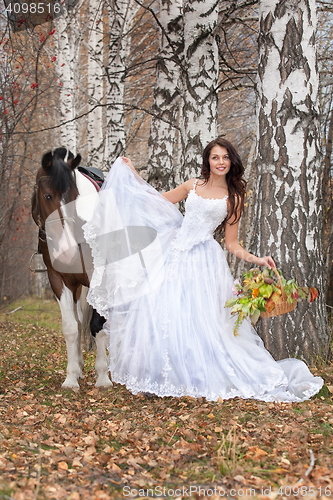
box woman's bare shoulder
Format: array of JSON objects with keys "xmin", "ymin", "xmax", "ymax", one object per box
[
  {"xmin": 196, "ymin": 178, "xmax": 206, "ymax": 186},
  {"xmin": 187, "ymin": 178, "xmax": 198, "ymax": 187},
  {"xmin": 182, "ymin": 178, "xmax": 198, "ymax": 193},
  {"xmin": 162, "ymin": 178, "xmax": 197, "ymax": 203}
]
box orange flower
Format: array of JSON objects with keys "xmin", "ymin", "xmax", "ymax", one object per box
[{"xmin": 252, "ymin": 288, "xmax": 259, "ymax": 298}]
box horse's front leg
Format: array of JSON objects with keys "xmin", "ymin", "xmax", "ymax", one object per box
[
  {"xmin": 57, "ymin": 285, "xmax": 83, "ymax": 389},
  {"xmin": 90, "ymin": 310, "xmax": 112, "ymax": 388},
  {"xmin": 75, "ymin": 294, "xmax": 85, "ymax": 375},
  {"xmin": 95, "ymin": 330, "xmax": 113, "ymax": 388}
]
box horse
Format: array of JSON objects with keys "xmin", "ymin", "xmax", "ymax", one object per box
[{"xmin": 31, "ymin": 150, "xmax": 112, "ymax": 390}]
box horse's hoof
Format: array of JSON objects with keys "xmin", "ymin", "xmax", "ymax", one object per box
[
  {"xmin": 96, "ymin": 385, "xmax": 113, "ymax": 392},
  {"xmin": 95, "ymin": 378, "xmax": 113, "ymax": 389},
  {"xmin": 62, "ymin": 380, "xmax": 80, "ymax": 391},
  {"xmin": 62, "ymin": 386, "xmax": 80, "ymax": 393},
  {"xmin": 142, "ymin": 392, "xmax": 155, "ymax": 399}
]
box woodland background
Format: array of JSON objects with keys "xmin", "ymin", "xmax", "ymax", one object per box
[
  {"xmin": 0, "ymin": 0, "xmax": 332, "ymax": 361},
  {"xmin": 0, "ymin": 2, "xmax": 333, "ymax": 499}
]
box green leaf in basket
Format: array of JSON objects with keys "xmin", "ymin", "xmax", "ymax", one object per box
[
  {"xmin": 230, "ymin": 304, "xmax": 243, "ymax": 314},
  {"xmin": 259, "ymin": 283, "xmax": 273, "ymax": 298},
  {"xmin": 258, "ymin": 299, "xmax": 267, "ymax": 312},
  {"xmin": 250, "ymin": 309, "xmax": 261, "ymax": 325},
  {"xmin": 242, "ymin": 303, "xmax": 251, "ymax": 314},
  {"xmin": 225, "ymin": 297, "xmax": 238, "ymax": 308}
]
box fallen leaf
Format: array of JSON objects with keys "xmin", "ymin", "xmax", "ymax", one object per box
[
  {"xmin": 68, "ymin": 493, "xmax": 80, "ymax": 500},
  {"xmin": 109, "ymin": 462, "xmax": 122, "ymax": 472},
  {"xmin": 244, "ymin": 446, "xmax": 268, "ymax": 460},
  {"xmin": 58, "ymin": 461, "xmax": 68, "ymax": 471},
  {"xmin": 72, "ymin": 458, "xmax": 82, "ymax": 467},
  {"xmin": 97, "ymin": 454, "xmax": 111, "ymax": 465},
  {"xmin": 127, "ymin": 458, "xmax": 144, "ymax": 470},
  {"xmin": 84, "ymin": 446, "xmax": 96, "ymax": 456}
]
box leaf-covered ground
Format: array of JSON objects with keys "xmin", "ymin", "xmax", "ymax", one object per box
[{"xmin": 0, "ymin": 298, "xmax": 332, "ymax": 500}]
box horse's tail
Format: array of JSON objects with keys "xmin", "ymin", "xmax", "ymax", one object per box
[{"xmin": 81, "ymin": 286, "xmax": 95, "ymax": 352}]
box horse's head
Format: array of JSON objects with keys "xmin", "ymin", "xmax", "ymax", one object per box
[{"xmin": 32, "ymin": 150, "xmax": 82, "ymax": 229}]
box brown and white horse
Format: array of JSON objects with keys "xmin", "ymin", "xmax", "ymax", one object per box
[{"xmin": 31, "ymin": 150, "xmax": 112, "ymax": 389}]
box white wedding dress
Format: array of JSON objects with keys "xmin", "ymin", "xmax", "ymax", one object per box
[{"xmin": 83, "ymin": 158, "xmax": 323, "ymax": 402}]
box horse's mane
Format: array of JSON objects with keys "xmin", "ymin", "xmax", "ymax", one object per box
[{"xmin": 41, "ymin": 151, "xmax": 78, "ymax": 198}]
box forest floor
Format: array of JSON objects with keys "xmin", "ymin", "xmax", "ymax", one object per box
[{"xmin": 0, "ymin": 298, "xmax": 332, "ymax": 500}]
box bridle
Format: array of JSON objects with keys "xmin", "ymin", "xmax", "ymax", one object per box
[
  {"xmin": 32, "ymin": 175, "xmax": 50, "ymax": 242},
  {"xmin": 33, "ymin": 174, "xmax": 77, "ymax": 243}
]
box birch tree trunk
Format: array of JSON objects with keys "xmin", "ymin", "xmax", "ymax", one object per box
[
  {"xmin": 54, "ymin": 11, "xmax": 78, "ymax": 153},
  {"xmin": 178, "ymin": 0, "xmax": 219, "ymax": 182},
  {"xmin": 322, "ymin": 108, "xmax": 333, "ymax": 304},
  {"xmin": 87, "ymin": 0, "xmax": 104, "ymax": 170},
  {"xmin": 104, "ymin": 0, "xmax": 135, "ymax": 170},
  {"xmin": 227, "ymin": 138, "xmax": 257, "ymax": 276},
  {"xmin": 146, "ymin": 0, "xmax": 183, "ymax": 191},
  {"xmin": 251, "ymin": 0, "xmax": 329, "ymax": 361}
]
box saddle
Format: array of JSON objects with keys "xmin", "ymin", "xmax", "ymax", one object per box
[{"xmin": 77, "ymin": 166, "xmax": 104, "ymax": 189}]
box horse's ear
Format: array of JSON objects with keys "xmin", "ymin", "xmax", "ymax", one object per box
[
  {"xmin": 42, "ymin": 151, "xmax": 53, "ymax": 171},
  {"xmin": 71, "ymin": 154, "xmax": 82, "ymax": 170}
]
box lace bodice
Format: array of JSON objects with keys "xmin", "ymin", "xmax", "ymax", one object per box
[{"xmin": 172, "ymin": 180, "xmax": 228, "ymax": 251}]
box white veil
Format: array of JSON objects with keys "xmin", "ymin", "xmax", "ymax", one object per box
[{"xmin": 83, "ymin": 158, "xmax": 183, "ymax": 316}]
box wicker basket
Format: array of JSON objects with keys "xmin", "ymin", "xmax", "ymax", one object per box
[{"xmin": 260, "ymin": 268, "xmax": 297, "ymax": 319}]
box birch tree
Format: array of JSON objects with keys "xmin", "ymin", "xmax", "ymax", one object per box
[
  {"xmin": 251, "ymin": 0, "xmax": 329, "ymax": 361},
  {"xmin": 54, "ymin": 10, "xmax": 79, "ymax": 152},
  {"xmin": 318, "ymin": 5, "xmax": 333, "ymax": 306},
  {"xmin": 146, "ymin": 0, "xmax": 183, "ymax": 190},
  {"xmin": 178, "ymin": 0, "xmax": 219, "ymax": 182},
  {"xmin": 104, "ymin": 0, "xmax": 136, "ymax": 170},
  {"xmin": 87, "ymin": 0, "xmax": 104, "ymax": 170}
]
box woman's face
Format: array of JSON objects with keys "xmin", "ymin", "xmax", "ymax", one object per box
[{"xmin": 208, "ymin": 146, "xmax": 231, "ymax": 176}]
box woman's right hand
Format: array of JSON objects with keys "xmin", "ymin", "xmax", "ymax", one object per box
[{"xmin": 121, "ymin": 156, "xmax": 136, "ymax": 172}]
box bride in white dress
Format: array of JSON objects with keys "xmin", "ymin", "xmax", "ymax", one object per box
[{"xmin": 83, "ymin": 137, "xmax": 323, "ymax": 402}]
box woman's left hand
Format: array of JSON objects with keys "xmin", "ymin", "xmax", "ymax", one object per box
[
  {"xmin": 256, "ymin": 256, "xmax": 276, "ymax": 269},
  {"xmin": 121, "ymin": 156, "xmax": 136, "ymax": 172}
]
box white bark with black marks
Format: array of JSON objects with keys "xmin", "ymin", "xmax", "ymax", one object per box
[
  {"xmin": 87, "ymin": 0, "xmax": 104, "ymax": 170},
  {"xmin": 146, "ymin": 0, "xmax": 183, "ymax": 191},
  {"xmin": 54, "ymin": 12, "xmax": 78, "ymax": 153},
  {"xmin": 178, "ymin": 0, "xmax": 219, "ymax": 182},
  {"xmin": 104, "ymin": 0, "xmax": 136, "ymax": 170},
  {"xmin": 252, "ymin": 0, "xmax": 329, "ymax": 361}
]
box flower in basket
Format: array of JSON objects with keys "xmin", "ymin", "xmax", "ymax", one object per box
[{"xmin": 225, "ymin": 268, "xmax": 318, "ymax": 336}]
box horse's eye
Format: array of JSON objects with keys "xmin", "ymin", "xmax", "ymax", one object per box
[{"xmin": 43, "ymin": 194, "xmax": 52, "ymax": 200}]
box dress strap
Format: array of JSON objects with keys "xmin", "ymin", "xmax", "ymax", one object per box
[{"xmin": 193, "ymin": 179, "xmax": 198, "ymax": 192}]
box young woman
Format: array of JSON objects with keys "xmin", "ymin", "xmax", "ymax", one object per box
[{"xmin": 83, "ymin": 137, "xmax": 323, "ymax": 402}]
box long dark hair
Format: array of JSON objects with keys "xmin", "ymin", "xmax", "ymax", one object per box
[{"xmin": 201, "ymin": 137, "xmax": 247, "ymax": 227}]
